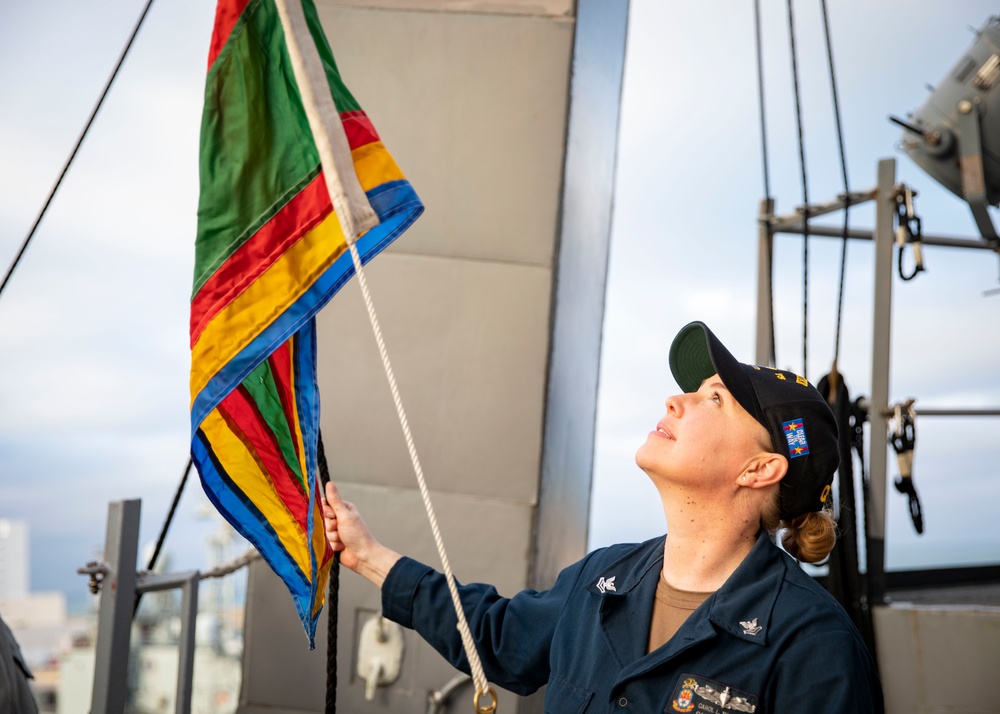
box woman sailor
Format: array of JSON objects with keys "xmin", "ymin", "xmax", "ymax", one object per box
[{"xmin": 323, "ymin": 320, "xmax": 883, "ymax": 713}]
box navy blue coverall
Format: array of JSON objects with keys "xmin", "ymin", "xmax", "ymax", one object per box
[{"xmin": 382, "ymin": 532, "xmax": 884, "ymax": 713}]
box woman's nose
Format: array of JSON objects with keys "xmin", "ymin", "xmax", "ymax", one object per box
[{"xmin": 665, "ymin": 393, "xmax": 684, "ymax": 416}]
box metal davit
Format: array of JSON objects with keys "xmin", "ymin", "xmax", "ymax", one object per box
[{"xmin": 894, "ymin": 16, "xmax": 1000, "ymax": 253}]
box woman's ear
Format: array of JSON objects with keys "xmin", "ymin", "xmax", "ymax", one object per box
[{"xmin": 742, "ymin": 452, "xmax": 787, "ymax": 488}]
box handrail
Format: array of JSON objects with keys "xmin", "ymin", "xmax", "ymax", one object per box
[
  {"xmin": 81, "ymin": 500, "xmax": 257, "ymax": 714},
  {"xmin": 776, "ymin": 222, "xmax": 997, "ymax": 250},
  {"xmin": 858, "ymin": 399, "xmax": 1000, "ymax": 418}
]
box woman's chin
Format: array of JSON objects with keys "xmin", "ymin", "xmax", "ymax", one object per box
[{"xmin": 634, "ymin": 444, "xmax": 658, "ymax": 475}]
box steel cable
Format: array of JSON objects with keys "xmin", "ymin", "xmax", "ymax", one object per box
[
  {"xmin": 0, "ymin": 0, "xmax": 157, "ymax": 300},
  {"xmin": 821, "ymin": 0, "xmax": 853, "ymax": 368},
  {"xmin": 133, "ymin": 457, "xmax": 192, "ymax": 617},
  {"xmin": 786, "ymin": 0, "xmax": 810, "ymax": 376}
]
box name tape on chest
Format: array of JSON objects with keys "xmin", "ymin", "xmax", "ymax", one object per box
[{"xmin": 668, "ymin": 674, "xmax": 757, "ymax": 713}]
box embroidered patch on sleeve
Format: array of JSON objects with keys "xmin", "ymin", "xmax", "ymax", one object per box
[
  {"xmin": 782, "ymin": 418, "xmax": 810, "ymax": 459},
  {"xmin": 667, "ymin": 674, "xmax": 757, "ymax": 713}
]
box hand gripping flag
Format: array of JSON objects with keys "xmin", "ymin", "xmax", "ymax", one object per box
[{"xmin": 190, "ymin": 0, "xmax": 422, "ymax": 644}]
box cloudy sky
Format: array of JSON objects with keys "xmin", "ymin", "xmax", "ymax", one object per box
[
  {"xmin": 1, "ymin": 0, "xmax": 216, "ymax": 607},
  {"xmin": 2, "ymin": 0, "xmax": 998, "ymax": 610},
  {"xmin": 590, "ymin": 0, "xmax": 1000, "ymax": 569}
]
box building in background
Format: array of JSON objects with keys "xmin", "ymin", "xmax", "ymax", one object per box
[
  {"xmin": 56, "ymin": 513, "xmax": 247, "ymax": 714},
  {"xmin": 0, "ymin": 519, "xmax": 30, "ymax": 599},
  {"xmin": 0, "ymin": 519, "xmax": 73, "ymax": 711}
]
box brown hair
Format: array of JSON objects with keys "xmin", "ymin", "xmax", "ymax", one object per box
[{"xmin": 760, "ymin": 493, "xmax": 837, "ymax": 564}]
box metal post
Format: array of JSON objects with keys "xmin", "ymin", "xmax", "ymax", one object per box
[
  {"xmin": 756, "ymin": 198, "xmax": 775, "ymax": 365},
  {"xmin": 867, "ymin": 159, "xmax": 896, "ymax": 605},
  {"xmin": 176, "ymin": 574, "xmax": 199, "ymax": 714},
  {"xmin": 91, "ymin": 499, "xmax": 141, "ymax": 714},
  {"xmin": 135, "ymin": 570, "xmax": 201, "ymax": 714}
]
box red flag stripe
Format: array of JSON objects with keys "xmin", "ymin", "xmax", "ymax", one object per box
[
  {"xmin": 190, "ymin": 172, "xmax": 331, "ymax": 346},
  {"xmin": 341, "ymin": 110, "xmax": 380, "ymax": 151},
  {"xmin": 207, "ymin": 0, "xmax": 253, "ymax": 72},
  {"xmin": 218, "ymin": 386, "xmax": 309, "ymax": 532},
  {"xmin": 267, "ymin": 344, "xmax": 302, "ymax": 468}
]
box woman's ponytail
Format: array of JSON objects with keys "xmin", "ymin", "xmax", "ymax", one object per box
[
  {"xmin": 779, "ymin": 509, "xmax": 837, "ymax": 564},
  {"xmin": 760, "ymin": 492, "xmax": 838, "ymax": 564}
]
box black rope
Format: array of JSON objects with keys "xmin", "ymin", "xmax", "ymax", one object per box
[
  {"xmin": 816, "ymin": 373, "xmax": 876, "ymax": 658},
  {"xmin": 820, "ymin": 0, "xmax": 852, "ymax": 367},
  {"xmin": 133, "ymin": 457, "xmax": 193, "ymax": 617},
  {"xmin": 754, "ymin": 0, "xmax": 772, "ymax": 200},
  {"xmin": 786, "ymin": 0, "xmax": 810, "ymax": 377},
  {"xmin": 0, "ymin": 0, "xmax": 158, "ymax": 300},
  {"xmin": 317, "ymin": 431, "xmax": 339, "ymax": 714}
]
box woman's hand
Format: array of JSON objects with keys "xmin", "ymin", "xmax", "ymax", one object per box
[{"xmin": 323, "ymin": 481, "xmax": 401, "ymax": 588}]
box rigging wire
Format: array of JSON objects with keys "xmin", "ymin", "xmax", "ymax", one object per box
[
  {"xmin": 821, "ymin": 0, "xmax": 852, "ymax": 371},
  {"xmin": 133, "ymin": 457, "xmax": 193, "ymax": 617},
  {"xmin": 146, "ymin": 458, "xmax": 193, "ymax": 573},
  {"xmin": 753, "ymin": 0, "xmax": 777, "ymax": 366},
  {"xmin": 786, "ymin": 0, "xmax": 810, "ymax": 377},
  {"xmin": 0, "ymin": 0, "xmax": 158, "ymax": 300}
]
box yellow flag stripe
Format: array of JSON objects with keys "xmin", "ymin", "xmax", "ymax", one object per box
[
  {"xmin": 191, "ymin": 210, "xmax": 347, "ymax": 400},
  {"xmin": 201, "ymin": 409, "xmax": 312, "ymax": 579},
  {"xmin": 353, "ymin": 141, "xmax": 405, "ymax": 192}
]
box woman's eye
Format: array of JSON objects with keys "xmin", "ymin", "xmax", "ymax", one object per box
[{"xmin": 711, "ymin": 391, "xmax": 721, "ymax": 404}]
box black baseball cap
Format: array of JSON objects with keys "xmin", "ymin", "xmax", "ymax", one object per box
[{"xmin": 668, "ymin": 321, "xmax": 839, "ymax": 520}]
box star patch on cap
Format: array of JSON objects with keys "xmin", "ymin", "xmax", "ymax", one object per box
[{"xmin": 782, "ymin": 418, "xmax": 810, "ymax": 459}]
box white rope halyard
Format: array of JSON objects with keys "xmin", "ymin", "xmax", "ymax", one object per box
[
  {"xmin": 274, "ymin": 0, "xmax": 494, "ymax": 706},
  {"xmin": 344, "ymin": 239, "xmax": 492, "ymax": 702}
]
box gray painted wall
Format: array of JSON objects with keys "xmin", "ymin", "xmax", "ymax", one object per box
[
  {"xmin": 238, "ymin": 0, "xmax": 628, "ymax": 712},
  {"xmin": 874, "ymin": 603, "xmax": 1000, "ymax": 714}
]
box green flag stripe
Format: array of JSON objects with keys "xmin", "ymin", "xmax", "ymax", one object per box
[
  {"xmin": 301, "ymin": 0, "xmax": 361, "ymax": 113},
  {"xmin": 194, "ymin": 0, "xmax": 369, "ymax": 295},
  {"xmin": 194, "ymin": 0, "xmax": 318, "ymax": 294},
  {"xmin": 242, "ymin": 359, "xmax": 306, "ymax": 490}
]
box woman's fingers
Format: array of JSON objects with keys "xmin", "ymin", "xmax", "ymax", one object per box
[
  {"xmin": 317, "ymin": 482, "xmax": 399, "ymax": 585},
  {"xmin": 323, "ymin": 483, "xmax": 340, "ymax": 547},
  {"xmin": 323, "ymin": 481, "xmax": 354, "ymax": 556},
  {"xmin": 325, "ymin": 480, "xmax": 343, "ymax": 509}
]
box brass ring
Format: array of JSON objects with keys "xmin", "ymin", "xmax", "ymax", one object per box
[{"xmin": 473, "ymin": 686, "xmax": 498, "ymax": 714}]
